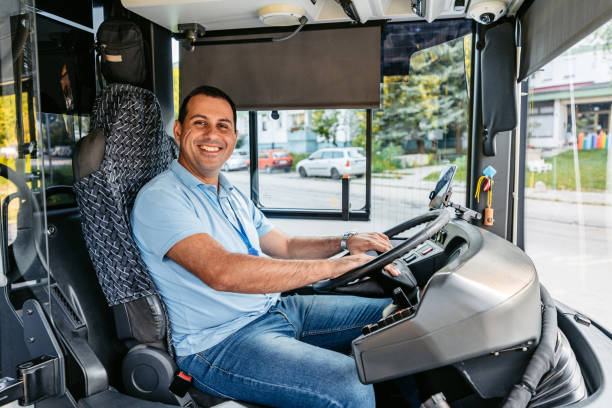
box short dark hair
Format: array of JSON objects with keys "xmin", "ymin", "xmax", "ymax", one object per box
[{"xmin": 178, "ymin": 85, "xmax": 237, "ymax": 127}]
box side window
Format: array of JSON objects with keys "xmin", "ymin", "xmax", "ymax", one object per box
[
  {"xmin": 333, "ymin": 151, "xmax": 344, "ymax": 159},
  {"xmin": 256, "ymin": 109, "xmax": 367, "ymax": 211},
  {"xmin": 522, "ymin": 19, "xmax": 612, "ymax": 329}
]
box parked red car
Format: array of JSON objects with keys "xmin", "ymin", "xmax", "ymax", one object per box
[{"xmin": 246, "ymin": 149, "xmax": 293, "ymax": 173}]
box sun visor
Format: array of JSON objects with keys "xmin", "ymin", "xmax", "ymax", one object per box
[
  {"xmin": 481, "ymin": 21, "xmax": 517, "ymax": 156},
  {"xmin": 179, "ymin": 25, "xmax": 381, "ymax": 110},
  {"xmin": 518, "ymin": 0, "xmax": 612, "ymax": 81}
]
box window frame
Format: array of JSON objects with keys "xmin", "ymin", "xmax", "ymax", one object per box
[
  {"xmin": 244, "ymin": 20, "xmax": 475, "ymax": 221},
  {"xmin": 248, "ymin": 110, "xmax": 373, "ymax": 221}
]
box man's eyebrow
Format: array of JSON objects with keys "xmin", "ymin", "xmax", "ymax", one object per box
[{"xmin": 188, "ymin": 114, "xmax": 233, "ymax": 125}]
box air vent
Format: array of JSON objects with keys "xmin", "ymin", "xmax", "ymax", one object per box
[{"xmin": 51, "ymin": 285, "xmax": 85, "ymax": 329}]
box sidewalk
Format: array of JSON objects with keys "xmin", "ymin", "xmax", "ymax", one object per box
[
  {"xmin": 525, "ymin": 187, "xmax": 612, "ymax": 206},
  {"xmin": 360, "ymin": 165, "xmax": 612, "ymax": 207}
]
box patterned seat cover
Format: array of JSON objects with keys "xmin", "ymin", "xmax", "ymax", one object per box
[{"xmin": 73, "ymin": 83, "xmax": 177, "ymax": 307}]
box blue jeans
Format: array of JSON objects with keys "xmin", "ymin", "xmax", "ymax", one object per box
[{"xmin": 176, "ymin": 294, "xmax": 390, "ymax": 408}]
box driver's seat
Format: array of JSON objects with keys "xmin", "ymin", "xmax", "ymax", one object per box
[{"xmin": 72, "ymin": 83, "xmax": 250, "ymax": 407}]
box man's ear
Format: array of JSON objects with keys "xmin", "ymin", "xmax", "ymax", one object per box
[{"xmin": 173, "ymin": 120, "xmax": 183, "ymax": 143}]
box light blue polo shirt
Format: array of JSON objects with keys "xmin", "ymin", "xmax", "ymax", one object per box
[{"xmin": 131, "ymin": 160, "xmax": 278, "ymax": 356}]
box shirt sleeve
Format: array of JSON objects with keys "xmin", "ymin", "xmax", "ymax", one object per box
[
  {"xmin": 131, "ymin": 183, "xmax": 208, "ymax": 261},
  {"xmin": 252, "ymin": 204, "xmax": 274, "ymax": 237}
]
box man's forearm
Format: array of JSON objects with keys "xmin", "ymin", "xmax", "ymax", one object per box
[
  {"xmin": 167, "ymin": 233, "xmax": 363, "ymax": 293},
  {"xmin": 206, "ymin": 253, "xmax": 332, "ymax": 293},
  {"xmin": 284, "ymin": 236, "xmax": 341, "ymax": 259}
]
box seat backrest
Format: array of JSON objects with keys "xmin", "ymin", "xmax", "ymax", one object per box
[{"xmin": 73, "ymin": 83, "xmax": 177, "ymax": 349}]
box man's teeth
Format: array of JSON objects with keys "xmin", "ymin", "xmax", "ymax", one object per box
[{"xmin": 199, "ymin": 145, "xmax": 221, "ymax": 152}]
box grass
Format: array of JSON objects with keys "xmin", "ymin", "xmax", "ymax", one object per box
[
  {"xmin": 372, "ymin": 172, "xmax": 405, "ymax": 179},
  {"xmin": 526, "ymin": 149, "xmax": 608, "ymax": 192},
  {"xmin": 423, "ymin": 157, "xmax": 467, "ymax": 183},
  {"xmin": 422, "ymin": 150, "xmax": 609, "ymax": 192}
]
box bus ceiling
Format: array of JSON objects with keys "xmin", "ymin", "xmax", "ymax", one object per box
[{"xmin": 120, "ymin": 0, "xmax": 525, "ymax": 33}]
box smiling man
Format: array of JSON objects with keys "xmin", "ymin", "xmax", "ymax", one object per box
[{"xmin": 131, "ymin": 85, "xmax": 401, "ymax": 408}]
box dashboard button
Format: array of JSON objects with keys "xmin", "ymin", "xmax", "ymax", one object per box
[{"xmin": 420, "ymin": 245, "xmax": 433, "ymax": 255}]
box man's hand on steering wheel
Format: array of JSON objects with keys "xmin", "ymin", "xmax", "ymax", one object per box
[
  {"xmin": 314, "ymin": 210, "xmax": 450, "ymax": 293},
  {"xmin": 342, "ymin": 233, "xmax": 401, "ymax": 277},
  {"xmin": 345, "ymin": 232, "xmax": 393, "ymax": 255}
]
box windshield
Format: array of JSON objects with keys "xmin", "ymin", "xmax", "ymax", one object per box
[{"xmin": 273, "ymin": 151, "xmax": 289, "ymax": 158}]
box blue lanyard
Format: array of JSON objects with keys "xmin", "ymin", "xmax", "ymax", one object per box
[{"xmin": 217, "ymin": 190, "xmax": 259, "ymax": 256}]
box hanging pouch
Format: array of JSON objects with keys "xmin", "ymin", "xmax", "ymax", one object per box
[{"xmin": 96, "ymin": 18, "xmax": 147, "ymax": 86}]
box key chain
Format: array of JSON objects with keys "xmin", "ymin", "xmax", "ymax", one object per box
[{"xmin": 475, "ymin": 165, "xmax": 496, "ymax": 226}]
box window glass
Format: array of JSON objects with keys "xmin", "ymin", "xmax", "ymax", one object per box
[
  {"xmin": 219, "ymin": 111, "xmax": 250, "ymax": 192},
  {"xmin": 349, "ymin": 149, "xmax": 365, "ymax": 158},
  {"xmin": 310, "ymin": 151, "xmax": 322, "ymax": 159},
  {"xmin": 42, "ymin": 112, "xmax": 90, "ymax": 208},
  {"xmin": 369, "ymin": 33, "xmax": 472, "ymax": 233},
  {"xmin": 273, "ymin": 151, "xmax": 289, "ymax": 158},
  {"xmin": 1, "ymin": 2, "xmax": 51, "ymax": 312},
  {"xmin": 256, "ymin": 109, "xmax": 367, "ymax": 210},
  {"xmin": 523, "ymin": 19, "xmax": 612, "ymax": 329}
]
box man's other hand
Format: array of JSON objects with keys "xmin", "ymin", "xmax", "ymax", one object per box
[{"xmin": 331, "ymin": 252, "xmax": 401, "ymax": 278}]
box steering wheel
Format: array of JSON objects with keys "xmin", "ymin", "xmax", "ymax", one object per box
[{"xmin": 313, "ymin": 209, "xmax": 451, "ymax": 292}]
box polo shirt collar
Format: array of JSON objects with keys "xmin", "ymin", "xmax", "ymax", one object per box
[{"xmin": 170, "ymin": 160, "xmax": 235, "ymax": 196}]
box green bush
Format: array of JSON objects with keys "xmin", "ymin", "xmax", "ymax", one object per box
[
  {"xmin": 290, "ymin": 153, "xmax": 310, "ymax": 171},
  {"xmin": 372, "ymin": 143, "xmax": 402, "ymax": 173},
  {"xmin": 351, "ymin": 134, "xmax": 402, "ymax": 174}
]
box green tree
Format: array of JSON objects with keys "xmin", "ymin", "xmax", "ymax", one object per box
[
  {"xmin": 310, "ymin": 110, "xmax": 339, "ymax": 145},
  {"xmin": 355, "ymin": 35, "xmax": 471, "ymax": 155}
]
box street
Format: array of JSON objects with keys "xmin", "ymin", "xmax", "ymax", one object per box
[{"xmin": 224, "ymin": 167, "xmax": 612, "ymax": 329}]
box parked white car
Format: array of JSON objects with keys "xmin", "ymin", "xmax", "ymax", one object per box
[
  {"xmin": 222, "ymin": 150, "xmax": 249, "ymax": 171},
  {"xmin": 296, "ymin": 147, "xmax": 366, "ymax": 179}
]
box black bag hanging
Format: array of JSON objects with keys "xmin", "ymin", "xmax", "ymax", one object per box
[{"xmin": 95, "ymin": 18, "xmax": 147, "ymax": 86}]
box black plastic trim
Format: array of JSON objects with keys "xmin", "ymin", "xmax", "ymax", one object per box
[
  {"xmin": 555, "ymin": 301, "xmax": 612, "ymax": 407},
  {"xmin": 201, "ymin": 20, "xmax": 387, "ymax": 38},
  {"xmin": 261, "ymin": 209, "xmax": 369, "ymax": 221},
  {"xmin": 468, "ymin": 25, "xmax": 482, "ymax": 210}
]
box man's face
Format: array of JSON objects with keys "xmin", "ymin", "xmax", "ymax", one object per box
[{"xmin": 174, "ymin": 95, "xmax": 237, "ymax": 183}]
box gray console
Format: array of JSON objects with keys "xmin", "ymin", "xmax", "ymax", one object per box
[{"xmin": 352, "ymin": 219, "xmax": 541, "ymax": 384}]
